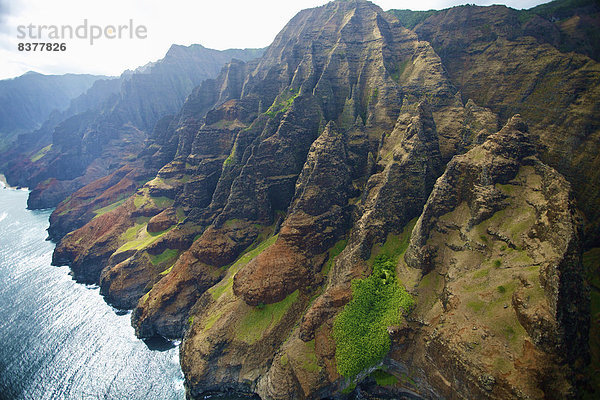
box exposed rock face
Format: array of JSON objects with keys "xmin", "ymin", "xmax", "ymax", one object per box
[
  {"xmin": 412, "ymin": 2, "xmax": 600, "ymax": 246},
  {"xmin": 47, "ymin": 164, "xmax": 145, "ymax": 241},
  {"xmin": 297, "ymin": 99, "xmax": 444, "ymax": 348},
  {"xmin": 402, "ymin": 115, "xmax": 588, "ymax": 399},
  {"xmin": 233, "ymin": 121, "xmax": 352, "ymax": 306},
  {"xmin": 53, "ymin": 199, "xmax": 137, "ymax": 284},
  {"xmin": 2, "ymin": 45, "xmax": 264, "ymax": 210},
  {"xmin": 131, "ymin": 239, "xmax": 225, "ymax": 339},
  {"xmin": 7, "ymin": 1, "xmax": 597, "ymax": 399}
]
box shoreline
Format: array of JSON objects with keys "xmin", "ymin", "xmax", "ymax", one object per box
[
  {"xmin": 0, "ymin": 173, "xmax": 27, "ymax": 191},
  {"xmin": 0, "ymin": 173, "xmax": 9, "ymax": 189},
  {"xmin": 0, "ymin": 188, "xmax": 185, "ymax": 399}
]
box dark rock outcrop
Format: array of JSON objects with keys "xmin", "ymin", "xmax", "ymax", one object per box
[{"xmin": 233, "ymin": 121, "xmax": 352, "ymax": 306}]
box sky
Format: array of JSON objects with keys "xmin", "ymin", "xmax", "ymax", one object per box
[{"xmin": 0, "ymin": 0, "xmax": 551, "ymax": 80}]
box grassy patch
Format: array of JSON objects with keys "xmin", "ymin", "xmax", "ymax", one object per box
[
  {"xmin": 502, "ymin": 325, "xmax": 516, "ymax": 341},
  {"xmin": 223, "ymin": 143, "xmax": 237, "ymax": 167},
  {"xmin": 387, "ymin": 9, "xmax": 440, "ymax": 29},
  {"xmin": 133, "ymin": 188, "xmax": 173, "ymax": 210},
  {"xmin": 150, "ymin": 248, "xmax": 178, "ymax": 266},
  {"xmin": 508, "ymin": 249, "xmax": 533, "ymax": 265},
  {"xmin": 30, "ymin": 144, "xmax": 52, "ymax": 162},
  {"xmin": 417, "ymin": 271, "xmax": 444, "ymax": 311},
  {"xmin": 92, "ymin": 198, "xmax": 127, "ymax": 218},
  {"xmin": 280, "ymin": 353, "xmax": 289, "ymax": 366},
  {"xmin": 495, "ymin": 182, "xmax": 515, "ymax": 195},
  {"xmin": 202, "ymin": 310, "xmax": 223, "ymax": 332},
  {"xmin": 152, "ymin": 196, "xmax": 173, "ymax": 209},
  {"xmin": 390, "ymin": 59, "xmax": 410, "ymax": 82},
  {"xmin": 120, "ymin": 228, "xmax": 170, "ymax": 252},
  {"xmin": 491, "ymin": 315, "xmax": 526, "ymax": 351},
  {"xmin": 370, "ymin": 369, "xmax": 398, "ymax": 386},
  {"xmin": 208, "ymin": 235, "xmax": 279, "ymax": 301},
  {"xmin": 467, "ymin": 300, "xmax": 486, "ymax": 313},
  {"xmin": 159, "ymin": 265, "xmax": 174, "ymax": 275},
  {"xmin": 299, "ymin": 340, "xmax": 321, "ymax": 373},
  {"xmin": 399, "ymin": 372, "xmax": 417, "ymax": 386},
  {"xmin": 121, "ymin": 219, "xmax": 149, "ymax": 242},
  {"xmin": 116, "ymin": 218, "xmax": 172, "ymax": 253},
  {"xmin": 133, "ymin": 193, "xmax": 147, "ymax": 209},
  {"xmin": 209, "ymin": 280, "xmax": 231, "ymax": 302},
  {"xmin": 474, "ymin": 268, "xmax": 490, "ymax": 279},
  {"xmin": 333, "ymin": 255, "xmax": 415, "ymax": 379},
  {"xmin": 265, "ymin": 89, "xmax": 299, "ymax": 118},
  {"xmin": 236, "ymin": 290, "xmax": 299, "ymax": 345},
  {"xmin": 493, "ymin": 356, "xmax": 512, "ymax": 374},
  {"xmin": 368, "ymin": 218, "xmax": 417, "ymax": 265},
  {"xmin": 488, "ymin": 280, "xmax": 518, "ymax": 309},
  {"xmin": 322, "ymin": 239, "xmax": 347, "ymax": 276}
]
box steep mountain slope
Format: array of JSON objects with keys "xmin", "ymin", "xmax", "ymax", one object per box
[
  {"xmin": 1, "ymin": 45, "xmax": 264, "ymax": 210},
  {"xmin": 0, "ymin": 76, "xmax": 123, "ymax": 176},
  {"xmin": 11, "ymin": 0, "xmax": 598, "ymax": 399},
  {"xmin": 401, "ymin": 115, "xmax": 587, "ymax": 399},
  {"xmin": 0, "ymin": 72, "xmax": 105, "ymax": 151},
  {"xmin": 409, "ymin": 1, "xmax": 600, "ymax": 247}
]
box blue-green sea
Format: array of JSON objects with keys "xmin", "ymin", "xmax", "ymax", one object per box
[{"xmin": 0, "ymin": 186, "xmax": 185, "ymax": 400}]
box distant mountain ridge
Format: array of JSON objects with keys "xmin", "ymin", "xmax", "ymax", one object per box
[
  {"xmin": 0, "ymin": 72, "xmax": 107, "ymax": 151},
  {"xmin": 1, "ymin": 44, "xmax": 265, "ymax": 208}
]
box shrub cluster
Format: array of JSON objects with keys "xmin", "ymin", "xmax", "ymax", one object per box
[{"xmin": 333, "ymin": 255, "xmax": 414, "ymax": 379}]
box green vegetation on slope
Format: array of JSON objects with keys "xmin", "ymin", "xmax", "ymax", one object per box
[
  {"xmin": 150, "ymin": 248, "xmax": 178, "ymax": 266},
  {"xmin": 387, "ymin": 9, "xmax": 440, "ymax": 29},
  {"xmin": 92, "ymin": 198, "xmax": 127, "ymax": 218},
  {"xmin": 519, "ymin": 0, "xmax": 597, "ymax": 23},
  {"xmin": 370, "ymin": 368, "xmax": 398, "ymax": 386},
  {"xmin": 223, "ymin": 142, "xmax": 237, "ymax": 167},
  {"xmin": 116, "ymin": 218, "xmax": 172, "ymax": 253},
  {"xmin": 30, "ymin": 144, "xmax": 52, "ymax": 162},
  {"xmin": 236, "ymin": 289, "xmax": 299, "ymax": 345},
  {"xmin": 333, "ymin": 255, "xmax": 414, "ymax": 379},
  {"xmin": 133, "ymin": 188, "xmax": 173, "ymax": 210},
  {"xmin": 322, "ymin": 239, "xmax": 347, "ymax": 277},
  {"xmin": 265, "ymin": 88, "xmax": 299, "ymax": 118},
  {"xmin": 368, "ymin": 218, "xmax": 417, "ymax": 264},
  {"xmin": 208, "ymin": 235, "xmax": 279, "ymax": 301}
]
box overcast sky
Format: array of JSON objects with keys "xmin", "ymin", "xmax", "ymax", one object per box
[{"xmin": 0, "ymin": 0, "xmax": 550, "ymax": 80}]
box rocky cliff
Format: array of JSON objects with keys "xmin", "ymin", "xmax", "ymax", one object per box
[
  {"xmin": 1, "ymin": 45, "xmax": 264, "ymax": 211},
  {"xmin": 5, "ymin": 0, "xmax": 599, "ymax": 399},
  {"xmin": 411, "ymin": 0, "xmax": 600, "ymax": 247}
]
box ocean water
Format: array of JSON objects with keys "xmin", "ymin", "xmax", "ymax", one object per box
[{"xmin": 0, "ymin": 187, "xmax": 185, "ymax": 400}]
